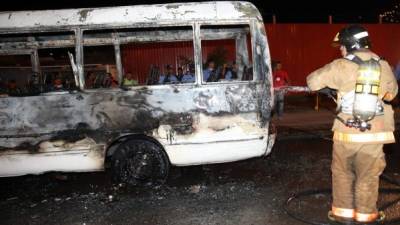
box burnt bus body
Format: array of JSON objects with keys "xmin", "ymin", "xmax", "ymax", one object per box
[{"xmin": 0, "ymin": 1, "xmax": 275, "ymax": 184}]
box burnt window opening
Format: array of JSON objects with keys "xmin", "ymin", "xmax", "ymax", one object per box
[
  {"xmin": 122, "ymin": 40, "xmax": 195, "ymax": 86},
  {"xmin": 83, "ymin": 26, "xmax": 195, "ymax": 87},
  {"xmin": 83, "ymin": 45, "xmax": 117, "ymax": 89},
  {"xmin": 0, "ymin": 54, "xmax": 32, "ymax": 96},
  {"xmin": 0, "ymin": 31, "xmax": 77, "ymax": 97},
  {"xmin": 200, "ymin": 24, "xmax": 253, "ymax": 83},
  {"xmin": 39, "ymin": 48, "xmax": 77, "ymax": 93},
  {"xmin": 119, "ymin": 26, "xmax": 195, "ymax": 86}
]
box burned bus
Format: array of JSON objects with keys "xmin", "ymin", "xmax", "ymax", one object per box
[{"xmin": 0, "ymin": 1, "xmax": 275, "ymax": 184}]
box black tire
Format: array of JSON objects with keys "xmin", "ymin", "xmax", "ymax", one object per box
[{"xmin": 111, "ymin": 139, "xmax": 170, "ymax": 186}]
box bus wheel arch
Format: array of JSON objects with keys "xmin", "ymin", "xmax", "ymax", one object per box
[{"xmin": 107, "ymin": 134, "xmax": 170, "ymax": 186}]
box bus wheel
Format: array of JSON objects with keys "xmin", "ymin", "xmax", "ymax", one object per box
[{"xmin": 111, "ymin": 139, "xmax": 169, "ymax": 186}]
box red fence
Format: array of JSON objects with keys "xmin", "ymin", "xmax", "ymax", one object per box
[
  {"xmin": 122, "ymin": 24, "xmax": 400, "ymax": 85},
  {"xmin": 266, "ymin": 24, "xmax": 400, "ymax": 85}
]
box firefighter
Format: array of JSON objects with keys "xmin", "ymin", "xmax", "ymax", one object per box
[{"xmin": 307, "ymin": 24, "xmax": 398, "ymax": 224}]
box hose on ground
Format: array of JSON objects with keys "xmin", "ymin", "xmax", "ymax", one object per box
[{"xmin": 283, "ymin": 176, "xmax": 400, "ymax": 225}]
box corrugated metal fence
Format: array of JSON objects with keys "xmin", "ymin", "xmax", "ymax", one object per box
[{"xmin": 266, "ymin": 24, "xmax": 400, "ymax": 85}]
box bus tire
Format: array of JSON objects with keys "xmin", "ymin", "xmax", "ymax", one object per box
[{"xmin": 111, "ymin": 139, "xmax": 169, "ymax": 186}]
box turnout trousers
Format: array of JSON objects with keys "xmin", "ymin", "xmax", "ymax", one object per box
[{"xmin": 331, "ymin": 141, "xmax": 386, "ymax": 222}]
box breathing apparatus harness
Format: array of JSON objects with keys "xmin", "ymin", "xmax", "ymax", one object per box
[{"xmin": 336, "ymin": 54, "xmax": 384, "ymax": 132}]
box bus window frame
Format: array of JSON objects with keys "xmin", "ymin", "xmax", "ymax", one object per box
[
  {"xmin": 79, "ymin": 24, "xmax": 199, "ymax": 90},
  {"xmin": 198, "ymin": 20, "xmax": 257, "ymax": 85},
  {"xmin": 0, "ymin": 29, "xmax": 79, "ymax": 95}
]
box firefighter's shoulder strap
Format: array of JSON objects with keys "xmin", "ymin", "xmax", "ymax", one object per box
[{"xmin": 344, "ymin": 54, "xmax": 380, "ymax": 65}]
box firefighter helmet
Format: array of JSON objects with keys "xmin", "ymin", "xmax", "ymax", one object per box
[{"xmin": 333, "ymin": 25, "xmax": 371, "ymax": 52}]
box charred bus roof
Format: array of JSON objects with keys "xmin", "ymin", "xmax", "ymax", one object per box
[{"xmin": 0, "ymin": 1, "xmax": 262, "ymax": 32}]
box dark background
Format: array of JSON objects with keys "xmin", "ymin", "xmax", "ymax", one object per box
[{"xmin": 0, "ymin": 0, "xmax": 398, "ymax": 23}]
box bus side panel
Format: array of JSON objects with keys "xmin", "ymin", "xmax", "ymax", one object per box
[
  {"xmin": 0, "ymin": 81, "xmax": 271, "ymax": 175},
  {"xmin": 152, "ymin": 83, "xmax": 272, "ymax": 165}
]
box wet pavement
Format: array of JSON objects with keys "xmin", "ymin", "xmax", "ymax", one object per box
[{"xmin": 1, "ymin": 95, "xmax": 400, "ymax": 225}]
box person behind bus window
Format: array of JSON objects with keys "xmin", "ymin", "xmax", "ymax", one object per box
[
  {"xmin": 180, "ymin": 67, "xmax": 195, "ymax": 83},
  {"xmin": 53, "ymin": 74, "xmax": 64, "ymax": 91},
  {"xmin": 158, "ymin": 65, "xmax": 178, "ymax": 84},
  {"xmin": 203, "ymin": 60, "xmax": 218, "ymax": 82},
  {"xmin": 123, "ymin": 72, "xmax": 138, "ymax": 87},
  {"xmin": 64, "ymin": 76, "xmax": 76, "ymax": 90},
  {"xmin": 85, "ymin": 71, "xmax": 96, "ymax": 89},
  {"xmin": 176, "ymin": 67, "xmax": 184, "ymax": 82},
  {"xmin": 26, "ymin": 72, "xmax": 41, "ymax": 95},
  {"xmin": 102, "ymin": 73, "xmax": 117, "ymax": 88},
  {"xmin": 223, "ymin": 61, "xmax": 238, "ymax": 81},
  {"xmin": 7, "ymin": 79, "xmax": 22, "ymax": 96}
]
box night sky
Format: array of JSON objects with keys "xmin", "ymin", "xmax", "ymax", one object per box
[{"xmin": 0, "ymin": 0, "xmax": 397, "ymax": 23}]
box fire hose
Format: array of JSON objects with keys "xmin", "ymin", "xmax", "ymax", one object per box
[
  {"xmin": 284, "ymin": 175, "xmax": 400, "ymax": 225},
  {"xmin": 278, "ymin": 86, "xmax": 400, "ymax": 225}
]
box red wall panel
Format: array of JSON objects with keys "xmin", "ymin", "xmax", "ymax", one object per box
[{"xmin": 266, "ymin": 24, "xmax": 400, "ymax": 85}]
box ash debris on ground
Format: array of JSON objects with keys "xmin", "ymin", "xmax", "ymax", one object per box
[
  {"xmin": 0, "ymin": 138, "xmax": 335, "ymax": 225},
  {"xmin": 0, "ymin": 138, "xmax": 399, "ymax": 225}
]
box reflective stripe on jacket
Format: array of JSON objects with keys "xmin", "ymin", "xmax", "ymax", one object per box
[{"xmin": 333, "ymin": 131, "xmax": 395, "ymax": 144}]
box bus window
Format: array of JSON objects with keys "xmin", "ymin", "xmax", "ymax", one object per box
[
  {"xmin": 200, "ymin": 24, "xmax": 253, "ymax": 83},
  {"xmin": 0, "ymin": 54, "xmax": 32, "ymax": 96},
  {"xmin": 0, "ymin": 31, "xmax": 77, "ymax": 95},
  {"xmin": 83, "ymin": 30, "xmax": 118, "ymax": 89},
  {"xmin": 39, "ymin": 48, "xmax": 76, "ymax": 92},
  {"xmin": 84, "ymin": 46, "xmax": 117, "ymax": 89},
  {"xmin": 118, "ymin": 26, "xmax": 195, "ymax": 86}
]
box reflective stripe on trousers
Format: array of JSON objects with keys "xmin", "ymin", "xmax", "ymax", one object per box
[
  {"xmin": 333, "ymin": 131, "xmax": 395, "ymax": 143},
  {"xmin": 332, "ymin": 207, "xmax": 380, "ymax": 222},
  {"xmin": 332, "ymin": 206, "xmax": 355, "ymax": 218},
  {"xmin": 355, "ymin": 212, "xmax": 379, "ymax": 222}
]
